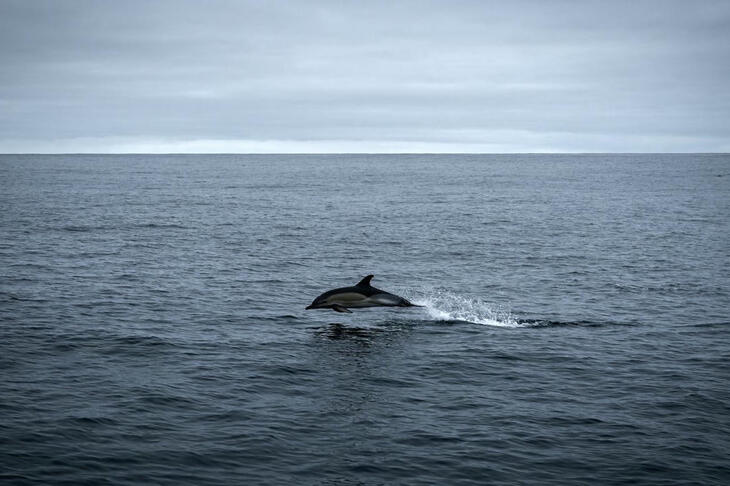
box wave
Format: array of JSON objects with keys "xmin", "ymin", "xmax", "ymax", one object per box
[
  {"xmin": 410, "ymin": 290, "xmax": 522, "ymax": 328},
  {"xmin": 60, "ymin": 222, "xmax": 188, "ymax": 232}
]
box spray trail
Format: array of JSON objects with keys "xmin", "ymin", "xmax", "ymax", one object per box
[{"xmin": 408, "ymin": 289, "xmax": 522, "ymax": 328}]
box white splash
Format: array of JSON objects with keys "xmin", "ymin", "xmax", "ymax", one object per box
[{"xmin": 409, "ymin": 289, "xmax": 522, "ymax": 328}]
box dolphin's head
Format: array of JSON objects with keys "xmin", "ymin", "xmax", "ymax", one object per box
[{"xmin": 305, "ymin": 295, "xmax": 327, "ymax": 310}]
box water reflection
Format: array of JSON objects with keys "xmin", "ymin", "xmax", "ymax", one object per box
[
  {"xmin": 313, "ymin": 323, "xmax": 383, "ymax": 343},
  {"xmin": 307, "ymin": 322, "xmax": 411, "ymax": 419}
]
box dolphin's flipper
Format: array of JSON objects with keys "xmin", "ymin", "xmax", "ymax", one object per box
[
  {"xmin": 332, "ymin": 304, "xmax": 353, "ymax": 313},
  {"xmin": 356, "ymin": 275, "xmax": 374, "ymax": 287}
]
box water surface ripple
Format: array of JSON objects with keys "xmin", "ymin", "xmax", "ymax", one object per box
[{"xmin": 1, "ymin": 154, "xmax": 729, "ymax": 485}]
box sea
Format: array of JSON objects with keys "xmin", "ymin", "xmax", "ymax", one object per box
[{"xmin": 1, "ymin": 154, "xmax": 728, "ymax": 485}]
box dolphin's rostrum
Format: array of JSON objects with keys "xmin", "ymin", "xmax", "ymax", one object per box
[{"xmin": 305, "ymin": 275, "xmax": 420, "ymax": 313}]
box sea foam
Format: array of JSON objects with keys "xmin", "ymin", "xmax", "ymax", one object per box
[{"xmin": 409, "ymin": 289, "xmax": 521, "ymax": 328}]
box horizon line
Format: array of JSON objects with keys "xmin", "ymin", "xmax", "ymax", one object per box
[{"xmin": 1, "ymin": 152, "xmax": 728, "ymax": 156}]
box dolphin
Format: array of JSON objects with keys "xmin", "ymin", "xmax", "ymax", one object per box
[{"xmin": 305, "ymin": 275, "xmax": 420, "ymax": 313}]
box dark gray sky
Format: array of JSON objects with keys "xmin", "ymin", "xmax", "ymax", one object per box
[{"xmin": 1, "ymin": 0, "xmax": 728, "ymax": 152}]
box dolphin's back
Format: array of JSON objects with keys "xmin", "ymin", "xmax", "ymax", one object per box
[{"xmin": 317, "ymin": 284, "xmax": 378, "ymax": 299}]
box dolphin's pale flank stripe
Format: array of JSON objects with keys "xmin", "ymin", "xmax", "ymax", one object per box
[
  {"xmin": 305, "ymin": 275, "xmax": 421, "ymax": 313},
  {"xmin": 324, "ymin": 293, "xmax": 367, "ymax": 305}
]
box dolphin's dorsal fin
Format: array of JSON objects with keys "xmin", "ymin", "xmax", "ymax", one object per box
[{"xmin": 356, "ymin": 275, "xmax": 374, "ymax": 287}]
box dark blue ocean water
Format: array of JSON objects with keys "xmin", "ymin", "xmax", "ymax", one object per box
[{"xmin": 1, "ymin": 154, "xmax": 729, "ymax": 485}]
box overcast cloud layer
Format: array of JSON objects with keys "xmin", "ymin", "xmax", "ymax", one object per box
[{"xmin": 1, "ymin": 0, "xmax": 729, "ymax": 153}]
